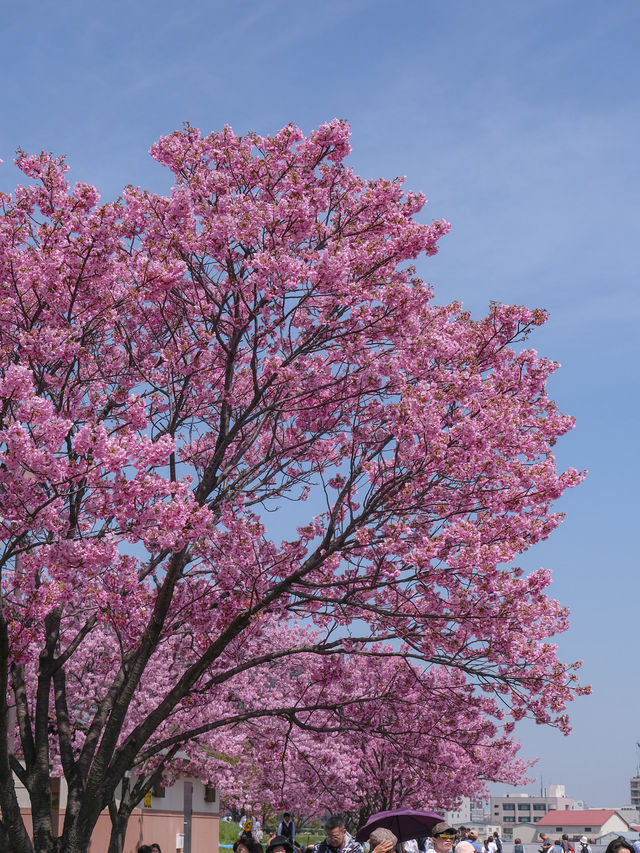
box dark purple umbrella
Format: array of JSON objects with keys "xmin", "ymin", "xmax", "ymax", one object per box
[{"xmin": 356, "ymin": 809, "xmax": 445, "ymax": 843}]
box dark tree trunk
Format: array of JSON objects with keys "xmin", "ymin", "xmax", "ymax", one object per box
[{"xmin": 106, "ymin": 788, "xmax": 136, "ymax": 853}]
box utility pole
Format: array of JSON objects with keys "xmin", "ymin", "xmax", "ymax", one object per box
[{"xmin": 184, "ymin": 780, "xmax": 193, "ymax": 853}]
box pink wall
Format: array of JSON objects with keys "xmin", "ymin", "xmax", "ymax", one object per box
[{"xmin": 20, "ymin": 808, "xmax": 220, "ymax": 853}]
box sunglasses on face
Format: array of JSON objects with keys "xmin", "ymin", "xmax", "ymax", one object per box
[{"xmin": 435, "ymin": 835, "xmax": 456, "ymax": 841}]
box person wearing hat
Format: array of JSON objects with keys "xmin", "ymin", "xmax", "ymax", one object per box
[
  {"xmin": 578, "ymin": 838, "xmax": 591, "ymax": 853},
  {"xmin": 369, "ymin": 828, "xmax": 400, "ymax": 853},
  {"xmin": 267, "ymin": 836, "xmax": 294, "ymax": 853},
  {"xmin": 430, "ymin": 822, "xmax": 457, "ymax": 853}
]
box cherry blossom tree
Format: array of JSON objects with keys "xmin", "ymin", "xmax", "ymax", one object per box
[
  {"xmin": 207, "ymin": 653, "xmax": 533, "ymax": 824},
  {"xmin": 0, "ymin": 120, "xmax": 586, "ymax": 853}
]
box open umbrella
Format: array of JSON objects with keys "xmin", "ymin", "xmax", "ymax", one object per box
[{"xmin": 355, "ymin": 809, "xmax": 445, "ymax": 843}]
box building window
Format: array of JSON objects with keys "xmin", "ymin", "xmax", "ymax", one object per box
[
  {"xmin": 584, "ymin": 829, "xmax": 591, "ymax": 833},
  {"xmin": 503, "ymin": 805, "xmax": 516, "ymax": 811},
  {"xmin": 518, "ymin": 805, "xmax": 531, "ymax": 811},
  {"xmin": 533, "ymin": 818, "xmax": 541, "ymax": 823},
  {"xmin": 204, "ymin": 786, "xmax": 216, "ymax": 803},
  {"xmin": 556, "ymin": 829, "xmax": 563, "ymax": 833},
  {"xmin": 504, "ymin": 818, "xmax": 515, "ymax": 823},
  {"xmin": 518, "ymin": 818, "xmax": 530, "ymax": 823},
  {"xmin": 533, "ymin": 805, "xmax": 546, "ymax": 811}
]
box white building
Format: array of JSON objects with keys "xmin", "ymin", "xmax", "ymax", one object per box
[
  {"xmin": 445, "ymin": 798, "xmax": 472, "ymax": 826},
  {"xmin": 535, "ymin": 809, "xmax": 631, "ymax": 842},
  {"xmin": 466, "ymin": 823, "xmax": 502, "ymax": 840},
  {"xmin": 445, "ymin": 798, "xmax": 489, "ymax": 829},
  {"xmin": 490, "ymin": 788, "xmax": 576, "ymax": 838}
]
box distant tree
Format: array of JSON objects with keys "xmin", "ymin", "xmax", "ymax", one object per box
[{"xmin": 0, "ymin": 120, "xmax": 586, "ymax": 853}]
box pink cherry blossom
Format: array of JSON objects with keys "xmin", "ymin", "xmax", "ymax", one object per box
[{"xmin": 0, "ymin": 121, "xmax": 586, "ymax": 853}]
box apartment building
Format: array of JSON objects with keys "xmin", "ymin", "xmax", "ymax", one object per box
[
  {"xmin": 445, "ymin": 797, "xmax": 488, "ymax": 827},
  {"xmin": 490, "ymin": 786, "xmax": 576, "ymax": 837}
]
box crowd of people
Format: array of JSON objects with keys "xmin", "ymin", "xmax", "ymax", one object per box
[
  {"xmin": 227, "ymin": 812, "xmax": 640, "ymax": 853},
  {"xmin": 531, "ymin": 831, "xmax": 640, "ymax": 853},
  {"xmin": 231, "ymin": 815, "xmax": 492, "ymax": 853},
  {"xmin": 233, "ymin": 812, "xmax": 368, "ymax": 853},
  {"xmin": 136, "ymin": 811, "xmax": 640, "ymax": 853}
]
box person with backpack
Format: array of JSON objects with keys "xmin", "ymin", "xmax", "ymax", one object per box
[
  {"xmin": 578, "ymin": 837, "xmax": 591, "ymax": 853},
  {"xmin": 561, "ymin": 835, "xmax": 574, "ymax": 853}
]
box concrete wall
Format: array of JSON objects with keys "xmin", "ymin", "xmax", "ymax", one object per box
[{"xmin": 505, "ymin": 824, "xmax": 539, "ymax": 843}]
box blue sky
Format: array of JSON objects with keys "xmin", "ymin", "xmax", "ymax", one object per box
[{"xmin": 2, "ymin": 0, "xmax": 639, "ymax": 808}]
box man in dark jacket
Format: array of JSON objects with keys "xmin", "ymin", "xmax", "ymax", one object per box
[{"xmin": 278, "ymin": 813, "xmax": 296, "ymax": 844}]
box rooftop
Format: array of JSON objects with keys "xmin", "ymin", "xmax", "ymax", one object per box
[{"xmin": 536, "ymin": 810, "xmax": 623, "ymax": 827}]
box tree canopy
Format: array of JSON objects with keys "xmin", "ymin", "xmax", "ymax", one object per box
[{"xmin": 0, "ymin": 120, "xmax": 586, "ymax": 853}]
